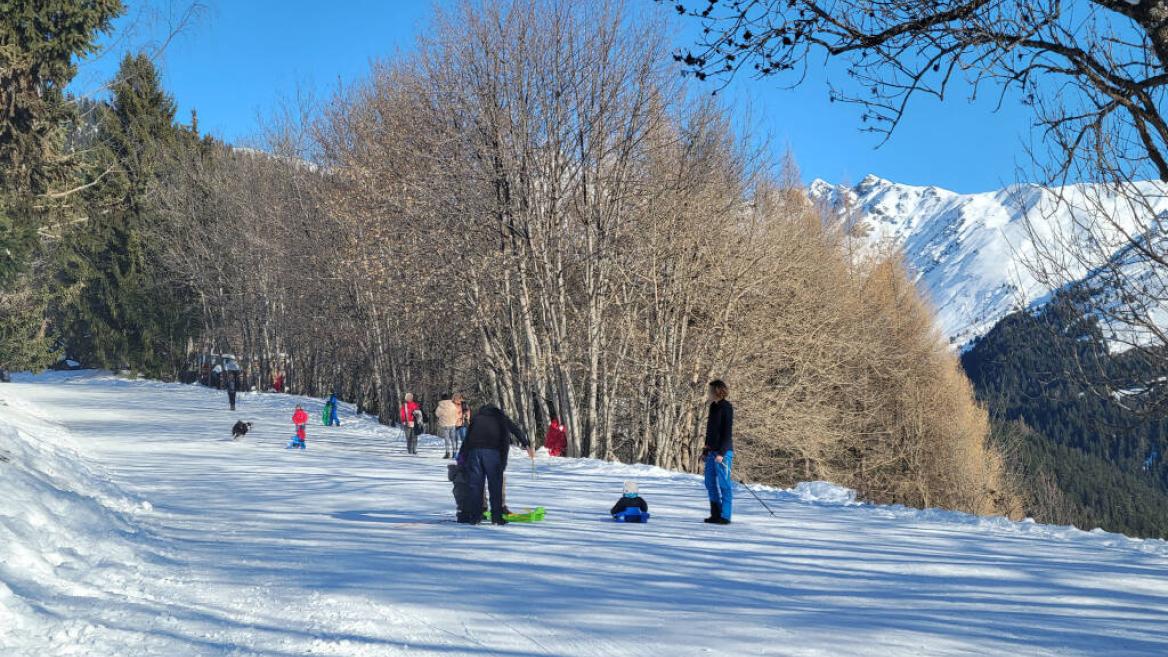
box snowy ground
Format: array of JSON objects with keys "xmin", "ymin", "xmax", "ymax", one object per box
[{"xmin": 3, "ymin": 373, "xmax": 1168, "ymax": 656}]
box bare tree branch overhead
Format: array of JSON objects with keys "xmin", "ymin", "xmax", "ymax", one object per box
[{"xmin": 671, "ymin": 2, "xmax": 1168, "ymax": 160}]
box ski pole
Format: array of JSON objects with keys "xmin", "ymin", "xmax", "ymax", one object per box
[
  {"xmin": 719, "ymin": 462, "xmax": 778, "ymax": 517},
  {"xmin": 736, "ymin": 475, "xmax": 778, "ymax": 517}
]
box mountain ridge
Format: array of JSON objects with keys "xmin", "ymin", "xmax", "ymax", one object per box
[{"xmin": 808, "ymin": 175, "xmax": 1168, "ymax": 347}]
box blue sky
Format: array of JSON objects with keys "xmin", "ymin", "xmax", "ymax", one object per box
[{"xmin": 71, "ymin": 0, "xmax": 1039, "ymax": 193}]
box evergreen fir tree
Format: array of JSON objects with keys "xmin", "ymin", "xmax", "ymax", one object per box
[
  {"xmin": 962, "ymin": 291, "xmax": 1168, "ymax": 538},
  {"xmin": 56, "ymin": 53, "xmax": 198, "ymax": 376},
  {"xmin": 0, "ymin": 0, "xmax": 123, "ymax": 370}
]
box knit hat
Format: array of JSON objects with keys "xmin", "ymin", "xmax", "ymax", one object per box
[{"xmin": 623, "ymin": 481, "xmax": 638, "ymax": 495}]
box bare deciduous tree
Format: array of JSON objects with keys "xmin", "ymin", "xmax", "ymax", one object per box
[{"xmin": 146, "ymin": 0, "xmax": 1015, "ymax": 515}]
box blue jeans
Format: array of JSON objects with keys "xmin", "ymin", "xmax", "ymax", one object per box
[
  {"xmin": 704, "ymin": 451, "xmax": 734, "ymax": 519},
  {"xmin": 466, "ymin": 448, "xmax": 505, "ymax": 520}
]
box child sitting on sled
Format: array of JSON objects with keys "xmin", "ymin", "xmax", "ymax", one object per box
[
  {"xmin": 611, "ymin": 481, "xmax": 649, "ymax": 521},
  {"xmin": 288, "ymin": 404, "xmax": 308, "ymax": 449}
]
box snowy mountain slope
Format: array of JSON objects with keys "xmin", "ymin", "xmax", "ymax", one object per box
[
  {"xmin": 3, "ymin": 372, "xmax": 1168, "ymax": 656},
  {"xmin": 809, "ymin": 175, "xmax": 1168, "ymax": 346}
]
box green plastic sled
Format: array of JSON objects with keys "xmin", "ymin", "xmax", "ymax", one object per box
[
  {"xmin": 321, "ymin": 403, "xmax": 332, "ymax": 426},
  {"xmin": 483, "ymin": 507, "xmax": 546, "ymax": 523}
]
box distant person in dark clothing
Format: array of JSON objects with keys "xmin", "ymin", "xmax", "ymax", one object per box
[
  {"xmin": 449, "ymin": 461, "xmax": 475, "ymax": 523},
  {"xmin": 458, "ymin": 405, "xmax": 534, "ymax": 525},
  {"xmin": 225, "ymin": 366, "xmax": 241, "ymax": 411},
  {"xmin": 703, "ymin": 379, "xmax": 734, "ymax": 525},
  {"xmin": 611, "ymin": 481, "xmax": 649, "ymax": 516}
]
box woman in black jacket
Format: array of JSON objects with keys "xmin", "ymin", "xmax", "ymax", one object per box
[{"xmin": 703, "ymin": 379, "xmax": 734, "ymax": 524}]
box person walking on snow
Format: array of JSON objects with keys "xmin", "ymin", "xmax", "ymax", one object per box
[
  {"xmin": 703, "ymin": 379, "xmax": 734, "ymax": 525},
  {"xmin": 455, "ymin": 394, "xmax": 470, "ymax": 446},
  {"xmin": 325, "ymin": 392, "xmax": 341, "ymax": 426},
  {"xmin": 400, "ymin": 393, "xmax": 420, "ymax": 455},
  {"xmin": 291, "ymin": 404, "xmax": 309, "ymax": 449},
  {"xmin": 544, "ymin": 413, "xmax": 567, "ymax": 457},
  {"xmin": 225, "ymin": 361, "xmax": 241, "ymax": 411},
  {"xmin": 411, "ymin": 407, "xmax": 425, "ymax": 454},
  {"xmin": 458, "ymin": 405, "xmax": 534, "ymax": 525},
  {"xmin": 436, "ymin": 392, "xmax": 460, "ymax": 459}
]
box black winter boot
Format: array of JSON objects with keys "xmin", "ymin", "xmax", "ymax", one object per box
[
  {"xmin": 704, "ymin": 501, "xmax": 722, "ymax": 523},
  {"xmin": 491, "ymin": 515, "xmax": 508, "ymax": 526}
]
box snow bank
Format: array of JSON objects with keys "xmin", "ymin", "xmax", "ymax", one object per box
[
  {"xmin": 0, "ymin": 395, "xmax": 153, "ymax": 651},
  {"xmin": 788, "ymin": 480, "xmax": 859, "ymax": 505}
]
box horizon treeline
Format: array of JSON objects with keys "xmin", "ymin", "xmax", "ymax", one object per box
[{"xmin": 1, "ymin": 0, "xmax": 1016, "ymax": 517}]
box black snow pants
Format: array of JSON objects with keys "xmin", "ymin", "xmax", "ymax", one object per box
[{"xmin": 450, "ymin": 463, "xmax": 475, "ymax": 523}]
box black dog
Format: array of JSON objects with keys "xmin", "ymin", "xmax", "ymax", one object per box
[{"xmin": 231, "ymin": 421, "xmax": 253, "ymax": 440}]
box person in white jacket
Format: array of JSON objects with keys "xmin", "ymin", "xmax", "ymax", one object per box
[{"xmin": 435, "ymin": 392, "xmax": 461, "ymax": 459}]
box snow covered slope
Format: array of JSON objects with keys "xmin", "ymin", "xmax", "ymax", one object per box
[
  {"xmin": 809, "ymin": 175, "xmax": 1168, "ymax": 346},
  {"xmin": 4, "ymin": 372, "xmax": 1168, "ymax": 656}
]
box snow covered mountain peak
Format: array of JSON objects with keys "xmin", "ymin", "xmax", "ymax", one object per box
[
  {"xmin": 854, "ymin": 173, "xmax": 895, "ymax": 194},
  {"xmin": 808, "ymin": 176, "xmax": 1168, "ymax": 347},
  {"xmin": 806, "ymin": 177, "xmax": 837, "ymax": 199}
]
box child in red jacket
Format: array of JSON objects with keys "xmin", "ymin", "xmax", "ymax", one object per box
[
  {"xmin": 289, "ymin": 404, "xmax": 308, "ymax": 449},
  {"xmin": 544, "ymin": 415, "xmax": 567, "ymax": 457}
]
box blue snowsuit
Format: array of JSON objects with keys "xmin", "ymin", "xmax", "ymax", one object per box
[
  {"xmin": 703, "ymin": 399, "xmax": 734, "ymax": 520},
  {"xmin": 327, "ymin": 394, "xmax": 340, "ymax": 426}
]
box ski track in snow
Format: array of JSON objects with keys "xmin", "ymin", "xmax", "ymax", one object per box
[{"xmin": 3, "ymin": 372, "xmax": 1168, "ymax": 656}]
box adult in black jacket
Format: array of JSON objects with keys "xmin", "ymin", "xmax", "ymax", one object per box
[
  {"xmin": 225, "ymin": 368, "xmax": 240, "ymax": 411},
  {"xmin": 458, "ymin": 405, "xmax": 535, "ymax": 525},
  {"xmin": 703, "ymin": 379, "xmax": 734, "ymax": 524}
]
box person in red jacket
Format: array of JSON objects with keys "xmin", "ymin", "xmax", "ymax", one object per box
[
  {"xmin": 291, "ymin": 404, "xmax": 309, "ymax": 449},
  {"xmin": 544, "ymin": 414, "xmax": 567, "ymax": 457},
  {"xmin": 400, "ymin": 392, "xmax": 421, "ymax": 455}
]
